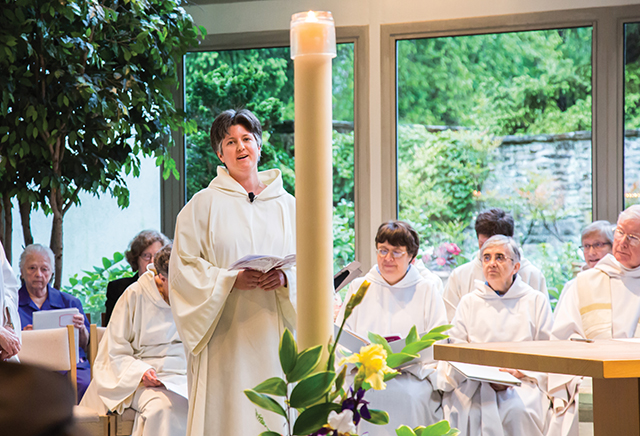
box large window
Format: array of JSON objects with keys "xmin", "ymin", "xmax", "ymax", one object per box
[
  {"xmin": 184, "ymin": 44, "xmax": 356, "ymax": 272},
  {"xmin": 625, "ymin": 23, "xmax": 640, "ymax": 207},
  {"xmin": 396, "ymin": 28, "xmax": 593, "ymax": 302}
]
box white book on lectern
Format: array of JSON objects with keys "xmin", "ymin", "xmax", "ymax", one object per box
[{"xmin": 33, "ymin": 308, "xmax": 80, "ymax": 364}]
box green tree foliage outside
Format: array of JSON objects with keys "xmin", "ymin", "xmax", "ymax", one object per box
[{"xmin": 184, "ymin": 44, "xmax": 356, "ymax": 272}]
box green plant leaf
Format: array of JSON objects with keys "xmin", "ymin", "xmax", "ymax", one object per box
[
  {"xmin": 396, "ymin": 425, "xmax": 418, "ymax": 436},
  {"xmin": 253, "ymin": 377, "xmax": 287, "ymax": 397},
  {"xmin": 368, "ymin": 332, "xmax": 393, "ymax": 355},
  {"xmin": 258, "ymin": 432, "xmax": 281, "ymax": 436},
  {"xmin": 291, "ymin": 402, "xmax": 341, "ymax": 435},
  {"xmin": 289, "ymin": 371, "xmax": 336, "ymax": 408},
  {"xmin": 363, "ymin": 409, "xmax": 389, "ymax": 425},
  {"xmin": 425, "ymin": 325, "xmax": 453, "ymax": 335},
  {"xmin": 386, "ymin": 352, "xmax": 418, "ymax": 369},
  {"xmin": 243, "ymin": 390, "xmax": 286, "ymax": 418},
  {"xmin": 287, "ymin": 345, "xmax": 322, "ymax": 383},
  {"xmin": 405, "ymin": 325, "xmax": 419, "ymax": 345},
  {"xmin": 420, "ymin": 420, "xmax": 459, "ymax": 436},
  {"xmin": 402, "ymin": 339, "xmax": 435, "ymax": 356},
  {"xmin": 279, "ymin": 328, "xmax": 297, "ymax": 375}
]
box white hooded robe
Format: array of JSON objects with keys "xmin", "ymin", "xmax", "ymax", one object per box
[
  {"xmin": 439, "ymin": 276, "xmax": 553, "ymax": 436},
  {"xmin": 336, "ymin": 265, "xmax": 448, "ymax": 435},
  {"xmin": 80, "ymin": 270, "xmax": 188, "ymax": 436},
  {"xmin": 169, "ymin": 167, "xmax": 296, "ymax": 436},
  {"xmin": 443, "ymin": 255, "xmax": 548, "ymax": 321}
]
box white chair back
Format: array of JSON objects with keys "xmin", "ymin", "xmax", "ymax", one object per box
[{"xmin": 18, "ymin": 325, "xmax": 77, "ymax": 403}]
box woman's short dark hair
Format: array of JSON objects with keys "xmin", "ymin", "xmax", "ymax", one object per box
[
  {"xmin": 125, "ymin": 230, "xmax": 170, "ymax": 272},
  {"xmin": 153, "ymin": 244, "xmax": 172, "ymax": 278},
  {"xmin": 375, "ymin": 221, "xmax": 420, "ymax": 260},
  {"xmin": 475, "ymin": 208, "xmax": 515, "ymax": 238},
  {"xmin": 210, "ymin": 109, "xmax": 263, "ymax": 157}
]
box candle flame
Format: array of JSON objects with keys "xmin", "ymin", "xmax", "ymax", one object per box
[{"xmin": 306, "ymin": 10, "xmax": 318, "ymax": 22}]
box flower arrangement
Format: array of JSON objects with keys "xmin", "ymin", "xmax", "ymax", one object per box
[
  {"xmin": 244, "ymin": 281, "xmax": 459, "ymax": 436},
  {"xmin": 422, "ymin": 242, "xmax": 461, "ymax": 271}
]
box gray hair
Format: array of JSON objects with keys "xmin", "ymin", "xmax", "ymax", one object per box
[
  {"xmin": 480, "ymin": 235, "xmax": 522, "ymax": 263},
  {"xmin": 153, "ymin": 244, "xmax": 172, "ymax": 278},
  {"xmin": 210, "ymin": 109, "xmax": 263, "ymax": 157},
  {"xmin": 19, "ymin": 244, "xmax": 55, "ymax": 275},
  {"xmin": 619, "ymin": 205, "xmax": 640, "ymax": 224},
  {"xmin": 582, "ymin": 220, "xmax": 614, "ymax": 244}
]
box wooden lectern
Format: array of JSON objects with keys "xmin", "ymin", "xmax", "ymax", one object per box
[{"xmin": 434, "ymin": 339, "xmax": 640, "ymax": 435}]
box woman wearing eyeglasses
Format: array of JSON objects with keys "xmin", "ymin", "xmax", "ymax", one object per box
[
  {"xmin": 335, "ymin": 220, "xmax": 448, "ymax": 435},
  {"xmin": 104, "ymin": 230, "xmax": 170, "ymax": 325},
  {"xmin": 439, "ymin": 235, "xmax": 553, "ymax": 436}
]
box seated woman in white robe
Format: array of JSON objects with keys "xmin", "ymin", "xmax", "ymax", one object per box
[
  {"xmin": 81, "ymin": 244, "xmax": 188, "ymax": 436},
  {"xmin": 439, "ymin": 235, "xmax": 553, "ymax": 436},
  {"xmin": 336, "ymin": 220, "xmax": 448, "ymax": 436}
]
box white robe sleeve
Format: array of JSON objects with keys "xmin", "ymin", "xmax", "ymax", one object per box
[
  {"xmin": 443, "ymin": 267, "xmax": 464, "ymax": 322},
  {"xmin": 169, "ymin": 200, "xmax": 240, "ymax": 357},
  {"xmin": 1, "ymin": 246, "xmax": 21, "ymax": 333},
  {"xmin": 89, "ymin": 290, "xmax": 154, "ymax": 413}
]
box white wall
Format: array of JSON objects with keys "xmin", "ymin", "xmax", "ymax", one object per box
[{"xmin": 10, "ymin": 156, "xmax": 161, "ymax": 283}]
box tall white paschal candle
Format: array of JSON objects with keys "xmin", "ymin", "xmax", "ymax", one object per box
[{"xmin": 291, "ymin": 11, "xmax": 336, "ymax": 356}]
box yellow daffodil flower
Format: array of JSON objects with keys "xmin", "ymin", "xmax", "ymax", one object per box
[{"xmin": 340, "ymin": 343, "xmax": 397, "ymax": 390}]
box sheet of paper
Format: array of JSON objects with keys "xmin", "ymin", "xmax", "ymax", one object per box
[
  {"xmin": 33, "ymin": 308, "xmax": 80, "ymax": 364},
  {"xmin": 449, "ymin": 361, "xmax": 522, "ymax": 387},
  {"xmin": 228, "ymin": 254, "xmax": 296, "ymax": 273},
  {"xmin": 159, "ymin": 375, "xmax": 188, "ymax": 399}
]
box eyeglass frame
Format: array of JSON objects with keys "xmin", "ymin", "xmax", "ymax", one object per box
[
  {"xmin": 375, "ymin": 248, "xmax": 407, "ymax": 258},
  {"xmin": 579, "ymin": 242, "xmax": 612, "ymax": 251},
  {"xmin": 480, "ymin": 253, "xmax": 514, "ymax": 264},
  {"xmin": 613, "ymin": 227, "xmax": 640, "ymax": 247},
  {"xmin": 139, "ymin": 252, "xmax": 154, "ymax": 262}
]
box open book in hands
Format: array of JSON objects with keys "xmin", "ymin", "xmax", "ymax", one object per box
[
  {"xmin": 335, "ymin": 324, "xmax": 451, "ymax": 370},
  {"xmin": 448, "ymin": 361, "xmax": 522, "ymax": 387},
  {"xmin": 228, "ymin": 254, "xmax": 296, "ymax": 274}
]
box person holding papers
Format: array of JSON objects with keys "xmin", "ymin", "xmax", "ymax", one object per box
[
  {"xmin": 81, "ymin": 244, "xmax": 187, "ymax": 436},
  {"xmin": 169, "ymin": 109, "xmax": 296, "ymax": 436},
  {"xmin": 17, "ymin": 243, "xmax": 90, "ymax": 400},
  {"xmin": 336, "ymin": 221, "xmax": 448, "ymax": 435},
  {"xmin": 439, "ymin": 235, "xmax": 553, "ymax": 436}
]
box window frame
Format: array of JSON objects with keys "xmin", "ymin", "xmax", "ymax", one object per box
[
  {"xmin": 381, "ymin": 5, "xmax": 640, "ymax": 227},
  {"xmin": 161, "ymin": 26, "xmax": 371, "ymax": 266}
]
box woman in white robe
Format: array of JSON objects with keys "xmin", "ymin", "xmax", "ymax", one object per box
[
  {"xmin": 81, "ymin": 245, "xmax": 188, "ymax": 436},
  {"xmin": 439, "ymin": 235, "xmax": 553, "ymax": 436},
  {"xmin": 169, "ymin": 109, "xmax": 296, "ymax": 436},
  {"xmin": 336, "ymin": 221, "xmax": 448, "ymax": 435}
]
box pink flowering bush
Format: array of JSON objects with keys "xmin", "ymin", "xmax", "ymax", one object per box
[{"xmin": 427, "ymin": 242, "xmax": 461, "ymax": 271}]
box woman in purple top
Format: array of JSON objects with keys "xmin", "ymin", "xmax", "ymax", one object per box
[{"xmin": 17, "ymin": 244, "xmax": 91, "ymax": 401}]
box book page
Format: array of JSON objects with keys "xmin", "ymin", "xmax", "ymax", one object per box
[{"xmin": 449, "ymin": 361, "xmax": 522, "ymax": 387}]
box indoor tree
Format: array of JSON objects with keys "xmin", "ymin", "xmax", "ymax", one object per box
[{"xmin": 0, "ymin": 0, "xmax": 203, "ymax": 286}]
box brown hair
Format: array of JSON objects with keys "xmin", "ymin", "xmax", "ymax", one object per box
[
  {"xmin": 210, "ymin": 109, "xmax": 263, "ymax": 157},
  {"xmin": 125, "ymin": 230, "xmax": 170, "ymax": 272},
  {"xmin": 475, "ymin": 208, "xmax": 514, "ymax": 238},
  {"xmin": 153, "ymin": 244, "xmax": 172, "ymax": 277},
  {"xmin": 375, "ymin": 221, "xmax": 420, "ymax": 260}
]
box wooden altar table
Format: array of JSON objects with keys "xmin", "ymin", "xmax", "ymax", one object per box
[{"xmin": 434, "ymin": 339, "xmax": 640, "ymax": 435}]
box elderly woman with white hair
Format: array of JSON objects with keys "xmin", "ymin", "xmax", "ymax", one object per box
[
  {"xmin": 17, "ymin": 243, "xmax": 91, "ymax": 400},
  {"xmin": 439, "ymin": 235, "xmax": 553, "ymax": 436}
]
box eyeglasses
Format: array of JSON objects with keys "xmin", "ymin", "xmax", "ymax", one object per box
[
  {"xmin": 140, "ymin": 252, "xmax": 154, "ymax": 262},
  {"xmin": 481, "ymin": 253, "xmax": 513, "ymax": 264},
  {"xmin": 614, "ymin": 227, "xmax": 640, "ymax": 247},
  {"xmin": 579, "ymin": 242, "xmax": 612, "ymax": 251},
  {"xmin": 376, "ymin": 248, "xmax": 406, "ymax": 258}
]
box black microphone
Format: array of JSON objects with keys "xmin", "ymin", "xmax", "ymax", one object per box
[{"xmin": 248, "ymin": 192, "xmax": 255, "ymax": 203}]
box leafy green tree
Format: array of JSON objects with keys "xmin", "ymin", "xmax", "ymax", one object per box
[
  {"xmin": 0, "ymin": 0, "xmax": 202, "ymax": 286},
  {"xmin": 397, "ymin": 28, "xmax": 592, "ymax": 135}
]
